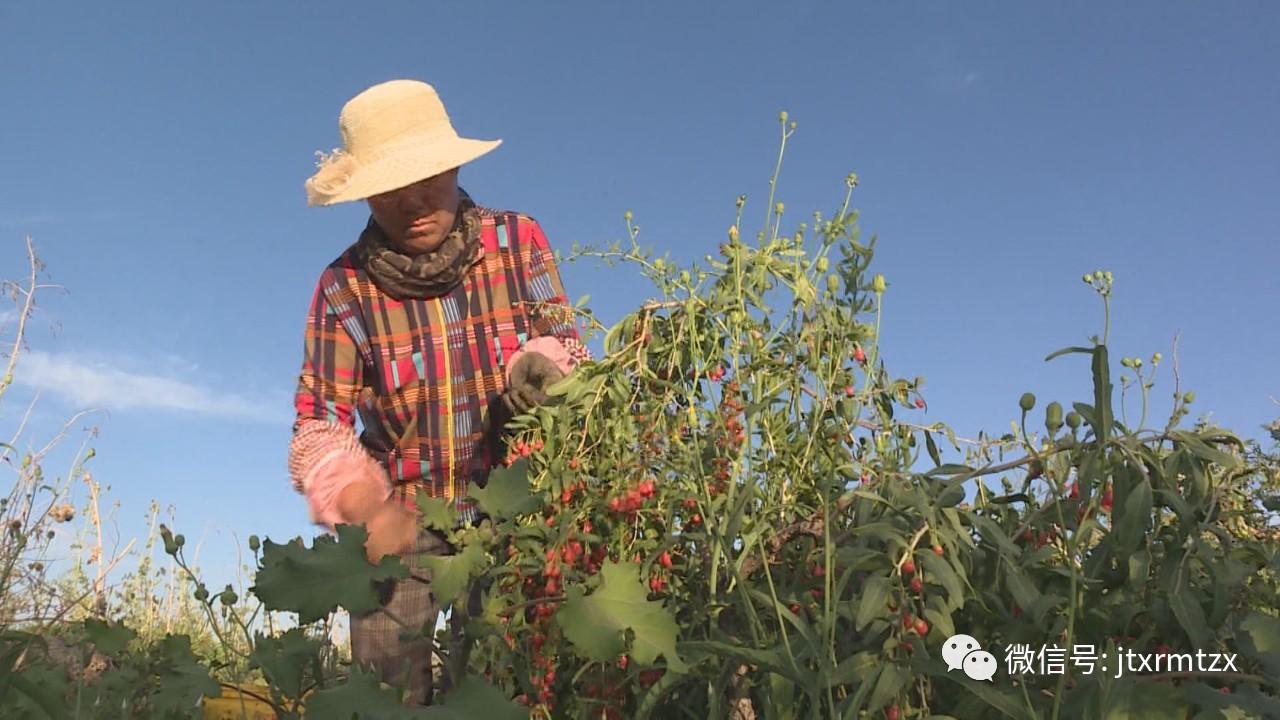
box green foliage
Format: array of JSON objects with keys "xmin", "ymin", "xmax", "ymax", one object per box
[
  {"xmin": 251, "ymin": 524, "xmax": 409, "ymax": 624},
  {"xmin": 558, "ymin": 561, "xmax": 685, "ymax": 671}
]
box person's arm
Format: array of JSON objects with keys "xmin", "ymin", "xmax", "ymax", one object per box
[
  {"xmin": 504, "ymin": 218, "xmax": 593, "ymax": 383},
  {"xmin": 288, "ymin": 276, "xmax": 393, "ymax": 530}
]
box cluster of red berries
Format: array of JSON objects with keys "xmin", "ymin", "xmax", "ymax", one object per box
[
  {"xmin": 503, "ymin": 437, "xmax": 544, "ymax": 466},
  {"xmin": 1019, "ymin": 525, "xmax": 1059, "ymax": 550},
  {"xmin": 607, "ymin": 477, "xmax": 657, "ymax": 515},
  {"xmin": 681, "ymin": 496, "xmax": 703, "ymax": 527}
]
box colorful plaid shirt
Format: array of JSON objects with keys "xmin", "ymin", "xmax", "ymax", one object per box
[{"xmin": 291, "ymin": 201, "xmax": 588, "ymax": 522}]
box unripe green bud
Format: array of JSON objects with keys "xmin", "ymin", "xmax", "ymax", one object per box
[
  {"xmin": 248, "ymin": 535, "xmax": 260, "ymax": 552},
  {"xmin": 175, "ymin": 534, "xmax": 185, "ymax": 548},
  {"xmin": 736, "ymin": 195, "xmax": 746, "ymax": 209},
  {"xmin": 775, "ymin": 202, "xmax": 784, "ymax": 215},
  {"xmin": 779, "ymin": 110, "xmax": 788, "ymax": 124},
  {"xmin": 816, "ymin": 257, "xmax": 829, "ymax": 273},
  {"xmin": 727, "ymin": 225, "xmax": 739, "ymax": 242},
  {"xmin": 219, "ymin": 585, "xmax": 238, "ymax": 606},
  {"xmin": 1019, "ymin": 393, "xmax": 1036, "ymax": 412},
  {"xmin": 653, "ymin": 258, "xmax": 665, "ymax": 271},
  {"xmin": 1183, "ymin": 391, "xmax": 1195, "ymax": 404},
  {"xmin": 161, "ymin": 526, "xmax": 178, "ymax": 555},
  {"xmin": 846, "ymin": 172, "xmax": 859, "ymax": 188},
  {"xmin": 194, "ymin": 584, "xmax": 209, "ymax": 602},
  {"xmin": 1083, "ymin": 273, "xmax": 1094, "ymax": 284},
  {"xmin": 872, "ymin": 274, "xmax": 886, "ymax": 294},
  {"xmin": 826, "ymin": 274, "xmax": 840, "ymax": 294},
  {"xmin": 623, "ymin": 210, "xmax": 633, "ymax": 222},
  {"xmin": 1151, "ymin": 352, "xmax": 1162, "ymax": 364},
  {"xmin": 679, "ymin": 270, "xmax": 690, "ymax": 284},
  {"xmin": 1045, "ymin": 402, "xmax": 1064, "ymax": 433},
  {"xmin": 1065, "ymin": 411, "xmax": 1083, "ymax": 430}
]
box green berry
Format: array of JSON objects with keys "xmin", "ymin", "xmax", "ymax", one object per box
[
  {"xmin": 1066, "ymin": 411, "xmax": 1083, "ymax": 430},
  {"xmin": 1045, "ymin": 402, "xmax": 1063, "ymax": 433},
  {"xmin": 1019, "ymin": 393, "xmax": 1037, "ymax": 412}
]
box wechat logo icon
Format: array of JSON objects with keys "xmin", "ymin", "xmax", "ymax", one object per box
[{"xmin": 943, "ymin": 634, "xmax": 998, "ymax": 682}]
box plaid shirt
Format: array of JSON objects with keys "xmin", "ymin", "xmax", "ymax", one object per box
[{"xmin": 293, "ymin": 201, "xmax": 587, "ymax": 520}]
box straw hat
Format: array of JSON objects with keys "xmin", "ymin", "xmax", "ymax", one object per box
[{"xmin": 305, "ymin": 80, "xmax": 502, "ymax": 207}]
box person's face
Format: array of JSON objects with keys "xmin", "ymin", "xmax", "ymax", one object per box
[{"xmin": 366, "ymin": 168, "xmax": 460, "ymax": 254}]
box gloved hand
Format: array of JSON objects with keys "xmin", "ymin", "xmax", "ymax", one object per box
[
  {"xmin": 337, "ymin": 479, "xmax": 417, "ymax": 565},
  {"xmin": 502, "ymin": 351, "xmax": 565, "ymax": 415}
]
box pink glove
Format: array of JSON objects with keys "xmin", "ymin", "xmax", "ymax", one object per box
[{"xmin": 289, "ymin": 420, "xmax": 392, "ymax": 531}]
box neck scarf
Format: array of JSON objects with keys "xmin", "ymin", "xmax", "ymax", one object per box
[{"xmin": 355, "ymin": 191, "xmax": 483, "ymax": 300}]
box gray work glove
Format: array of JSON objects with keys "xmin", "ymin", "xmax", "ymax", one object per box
[{"xmin": 502, "ymin": 352, "xmax": 564, "ymax": 415}]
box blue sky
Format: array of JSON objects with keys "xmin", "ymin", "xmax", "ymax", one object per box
[{"xmin": 1, "ymin": 2, "xmax": 1276, "ymax": 592}]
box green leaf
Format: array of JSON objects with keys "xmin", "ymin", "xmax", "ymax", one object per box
[
  {"xmin": 925, "ymin": 464, "xmax": 976, "ymax": 479},
  {"xmin": 249, "ymin": 628, "xmax": 321, "ymax": 700},
  {"xmin": 415, "ymin": 495, "xmax": 458, "ymax": 532},
  {"xmin": 305, "ymin": 667, "xmax": 443, "ymax": 719},
  {"xmin": 1169, "ymin": 430, "xmax": 1242, "ymax": 469},
  {"xmin": 855, "ymin": 575, "xmax": 891, "ymax": 631},
  {"xmin": 1091, "ymin": 345, "xmax": 1114, "ymax": 440},
  {"xmin": 1169, "ymin": 587, "xmax": 1210, "ymax": 649},
  {"xmin": 559, "ymin": 561, "xmax": 685, "ymax": 671},
  {"xmin": 0, "ymin": 662, "xmax": 69, "ymax": 719},
  {"xmin": 936, "ymin": 480, "xmax": 966, "ymax": 508},
  {"xmin": 252, "ymin": 525, "xmax": 409, "ymax": 624},
  {"xmin": 1115, "ymin": 479, "xmax": 1153, "ymax": 554},
  {"xmin": 925, "ymin": 431, "xmax": 942, "ymax": 467},
  {"xmin": 148, "ymin": 635, "xmax": 221, "ymax": 719},
  {"xmin": 1004, "ymin": 562, "xmax": 1041, "ymax": 615},
  {"xmin": 867, "ymin": 662, "xmax": 908, "ymax": 711},
  {"xmin": 826, "ymin": 651, "xmax": 877, "ymax": 688},
  {"xmin": 921, "ymin": 553, "xmax": 964, "ymax": 609},
  {"xmin": 1102, "ymin": 681, "xmax": 1194, "ymax": 719},
  {"xmin": 419, "ymin": 542, "xmax": 487, "ymax": 607},
  {"xmin": 82, "ymin": 617, "xmax": 135, "ymax": 656},
  {"xmin": 939, "ymin": 672, "xmax": 1030, "ymax": 719},
  {"xmin": 1238, "ymin": 610, "xmax": 1280, "ymax": 676},
  {"xmin": 439, "ymin": 677, "xmax": 528, "ymax": 720},
  {"xmin": 1044, "ymin": 346, "xmax": 1093, "ymax": 362},
  {"xmin": 467, "ymin": 459, "xmax": 538, "ymax": 519},
  {"xmin": 681, "ymin": 641, "xmax": 798, "ymax": 680},
  {"xmin": 974, "ymin": 517, "xmax": 1020, "ymax": 559},
  {"xmin": 923, "ymin": 600, "xmax": 956, "ymax": 640}
]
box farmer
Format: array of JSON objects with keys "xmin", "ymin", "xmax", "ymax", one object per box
[{"xmin": 287, "ymin": 79, "xmax": 590, "ymax": 704}]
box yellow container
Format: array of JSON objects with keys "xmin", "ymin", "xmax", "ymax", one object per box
[{"xmin": 203, "ymin": 683, "xmax": 278, "ymax": 720}]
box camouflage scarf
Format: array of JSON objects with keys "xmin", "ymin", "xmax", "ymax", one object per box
[{"xmin": 355, "ymin": 191, "xmax": 483, "ymax": 300}]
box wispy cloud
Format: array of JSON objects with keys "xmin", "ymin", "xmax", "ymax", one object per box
[
  {"xmin": 15, "ymin": 350, "xmax": 289, "ymax": 424},
  {"xmin": 959, "ymin": 71, "xmax": 981, "ymax": 90},
  {"xmin": 0, "ymin": 213, "xmax": 57, "ymax": 228}
]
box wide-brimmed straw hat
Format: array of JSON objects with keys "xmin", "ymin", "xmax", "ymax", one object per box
[{"xmin": 305, "ymin": 79, "xmax": 502, "ymax": 207}]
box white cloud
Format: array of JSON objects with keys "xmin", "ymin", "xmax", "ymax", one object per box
[
  {"xmin": 0, "ymin": 213, "xmax": 56, "ymax": 228},
  {"xmin": 15, "ymin": 350, "xmax": 289, "ymax": 424}
]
